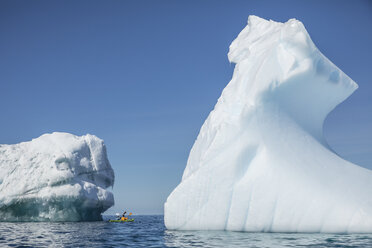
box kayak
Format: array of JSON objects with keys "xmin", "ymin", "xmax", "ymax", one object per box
[{"xmin": 109, "ymin": 219, "xmax": 134, "ymax": 223}]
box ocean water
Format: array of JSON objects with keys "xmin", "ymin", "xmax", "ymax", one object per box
[{"xmin": 0, "ymin": 215, "xmax": 371, "ymax": 247}]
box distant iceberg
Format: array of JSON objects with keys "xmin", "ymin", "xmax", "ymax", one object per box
[
  {"xmin": 164, "ymin": 16, "xmax": 372, "ymax": 233},
  {"xmin": 0, "ymin": 132, "xmax": 115, "ymax": 221}
]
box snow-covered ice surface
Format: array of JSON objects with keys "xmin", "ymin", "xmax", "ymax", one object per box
[
  {"xmin": 0, "ymin": 132, "xmax": 115, "ymax": 221},
  {"xmin": 164, "ymin": 16, "xmax": 372, "ymax": 233}
]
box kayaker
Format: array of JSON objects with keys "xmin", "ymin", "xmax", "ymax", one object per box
[{"xmin": 121, "ymin": 211, "xmax": 128, "ymax": 221}]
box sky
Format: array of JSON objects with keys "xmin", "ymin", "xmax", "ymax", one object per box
[{"xmin": 0, "ymin": 0, "xmax": 371, "ymax": 214}]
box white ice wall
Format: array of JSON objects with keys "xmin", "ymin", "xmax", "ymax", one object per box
[
  {"xmin": 0, "ymin": 132, "xmax": 115, "ymax": 221},
  {"xmin": 164, "ymin": 16, "xmax": 372, "ymax": 233}
]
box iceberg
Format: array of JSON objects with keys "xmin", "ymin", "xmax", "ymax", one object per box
[
  {"xmin": 0, "ymin": 132, "xmax": 114, "ymax": 221},
  {"xmin": 164, "ymin": 16, "xmax": 372, "ymax": 233}
]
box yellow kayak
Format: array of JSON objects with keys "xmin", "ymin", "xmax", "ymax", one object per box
[{"xmin": 109, "ymin": 219, "xmax": 134, "ymax": 222}]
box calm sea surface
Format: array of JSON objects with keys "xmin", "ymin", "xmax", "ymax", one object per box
[{"xmin": 0, "ymin": 215, "xmax": 371, "ymax": 247}]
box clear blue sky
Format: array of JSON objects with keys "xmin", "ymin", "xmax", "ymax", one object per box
[{"xmin": 0, "ymin": 0, "xmax": 371, "ymax": 214}]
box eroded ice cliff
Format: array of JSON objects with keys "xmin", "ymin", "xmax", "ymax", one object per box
[
  {"xmin": 164, "ymin": 16, "xmax": 372, "ymax": 233},
  {"xmin": 0, "ymin": 132, "xmax": 114, "ymax": 221}
]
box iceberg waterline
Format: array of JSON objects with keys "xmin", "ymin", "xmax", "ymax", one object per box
[
  {"xmin": 0, "ymin": 132, "xmax": 115, "ymax": 221},
  {"xmin": 164, "ymin": 16, "xmax": 372, "ymax": 233}
]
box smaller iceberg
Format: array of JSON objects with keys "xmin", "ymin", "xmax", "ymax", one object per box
[{"xmin": 0, "ymin": 132, "xmax": 115, "ymax": 221}]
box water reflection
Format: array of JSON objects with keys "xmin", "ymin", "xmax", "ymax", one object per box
[
  {"xmin": 164, "ymin": 230, "xmax": 372, "ymax": 248},
  {"xmin": 0, "ymin": 215, "xmax": 166, "ymax": 248},
  {"xmin": 0, "ymin": 216, "xmax": 371, "ymax": 248}
]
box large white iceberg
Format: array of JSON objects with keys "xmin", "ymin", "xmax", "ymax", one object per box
[
  {"xmin": 164, "ymin": 16, "xmax": 372, "ymax": 233},
  {"xmin": 0, "ymin": 132, "xmax": 114, "ymax": 221}
]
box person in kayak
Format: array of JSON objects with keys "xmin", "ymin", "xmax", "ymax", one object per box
[{"xmin": 121, "ymin": 211, "xmax": 128, "ymax": 221}]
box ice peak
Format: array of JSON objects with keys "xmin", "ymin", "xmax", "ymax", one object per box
[
  {"xmin": 228, "ymin": 16, "xmax": 310, "ymax": 64},
  {"xmin": 225, "ymin": 16, "xmax": 357, "ymax": 142}
]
